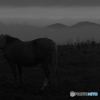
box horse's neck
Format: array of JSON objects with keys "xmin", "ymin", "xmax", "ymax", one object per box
[{"xmin": 4, "ymin": 40, "xmax": 20, "ymax": 49}]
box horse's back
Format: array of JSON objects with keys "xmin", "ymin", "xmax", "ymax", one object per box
[
  {"xmin": 31, "ymin": 38, "xmax": 55, "ymax": 61},
  {"xmin": 25, "ymin": 38, "xmax": 56, "ymax": 65},
  {"xmin": 32, "ymin": 38, "xmax": 54, "ymax": 48},
  {"xmin": 4, "ymin": 38, "xmax": 56, "ymax": 66}
]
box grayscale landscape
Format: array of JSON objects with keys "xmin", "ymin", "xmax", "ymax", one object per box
[
  {"xmin": 0, "ymin": 21, "xmax": 100, "ymax": 100},
  {"xmin": 0, "ymin": 0, "xmax": 100, "ymax": 100}
]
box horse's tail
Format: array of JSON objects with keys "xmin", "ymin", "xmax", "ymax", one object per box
[{"xmin": 49, "ymin": 41, "xmax": 57, "ymax": 87}]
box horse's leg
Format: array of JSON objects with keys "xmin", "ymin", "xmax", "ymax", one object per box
[
  {"xmin": 8, "ymin": 61, "xmax": 17, "ymax": 82},
  {"xmin": 41, "ymin": 63, "xmax": 50, "ymax": 90},
  {"xmin": 17, "ymin": 65, "xmax": 23, "ymax": 84},
  {"xmin": 49, "ymin": 44, "xmax": 57, "ymax": 88}
]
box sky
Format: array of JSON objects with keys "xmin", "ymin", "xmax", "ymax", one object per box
[{"xmin": 0, "ymin": 0, "xmax": 100, "ymax": 26}]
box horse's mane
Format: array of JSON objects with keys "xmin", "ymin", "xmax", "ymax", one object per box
[{"xmin": 5, "ymin": 34, "xmax": 20, "ymax": 43}]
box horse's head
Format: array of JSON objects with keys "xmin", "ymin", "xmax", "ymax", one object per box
[{"xmin": 0, "ymin": 33, "xmax": 6, "ymax": 49}]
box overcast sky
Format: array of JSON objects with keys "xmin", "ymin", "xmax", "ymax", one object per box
[
  {"xmin": 0, "ymin": 0, "xmax": 100, "ymax": 26},
  {"xmin": 0, "ymin": 0, "xmax": 100, "ymax": 7}
]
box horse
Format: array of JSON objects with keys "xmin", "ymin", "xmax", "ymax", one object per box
[{"xmin": 0, "ymin": 34, "xmax": 57, "ymax": 90}]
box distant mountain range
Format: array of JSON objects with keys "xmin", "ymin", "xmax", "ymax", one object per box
[
  {"xmin": 70, "ymin": 21, "xmax": 100, "ymax": 28},
  {"xmin": 0, "ymin": 21, "xmax": 100, "ymax": 44},
  {"xmin": 0, "ymin": 21, "xmax": 99, "ymax": 29},
  {"xmin": 46, "ymin": 23, "xmax": 68, "ymax": 29},
  {"xmin": 46, "ymin": 21, "xmax": 100, "ymax": 29}
]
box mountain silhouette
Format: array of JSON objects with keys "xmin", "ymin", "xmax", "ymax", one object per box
[
  {"xmin": 70, "ymin": 21, "xmax": 100, "ymax": 28},
  {"xmin": 46, "ymin": 23, "xmax": 68, "ymax": 29},
  {"xmin": 0, "ymin": 21, "xmax": 100, "ymax": 44}
]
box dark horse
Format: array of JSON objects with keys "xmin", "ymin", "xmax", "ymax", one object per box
[{"xmin": 0, "ymin": 34, "xmax": 57, "ymax": 89}]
